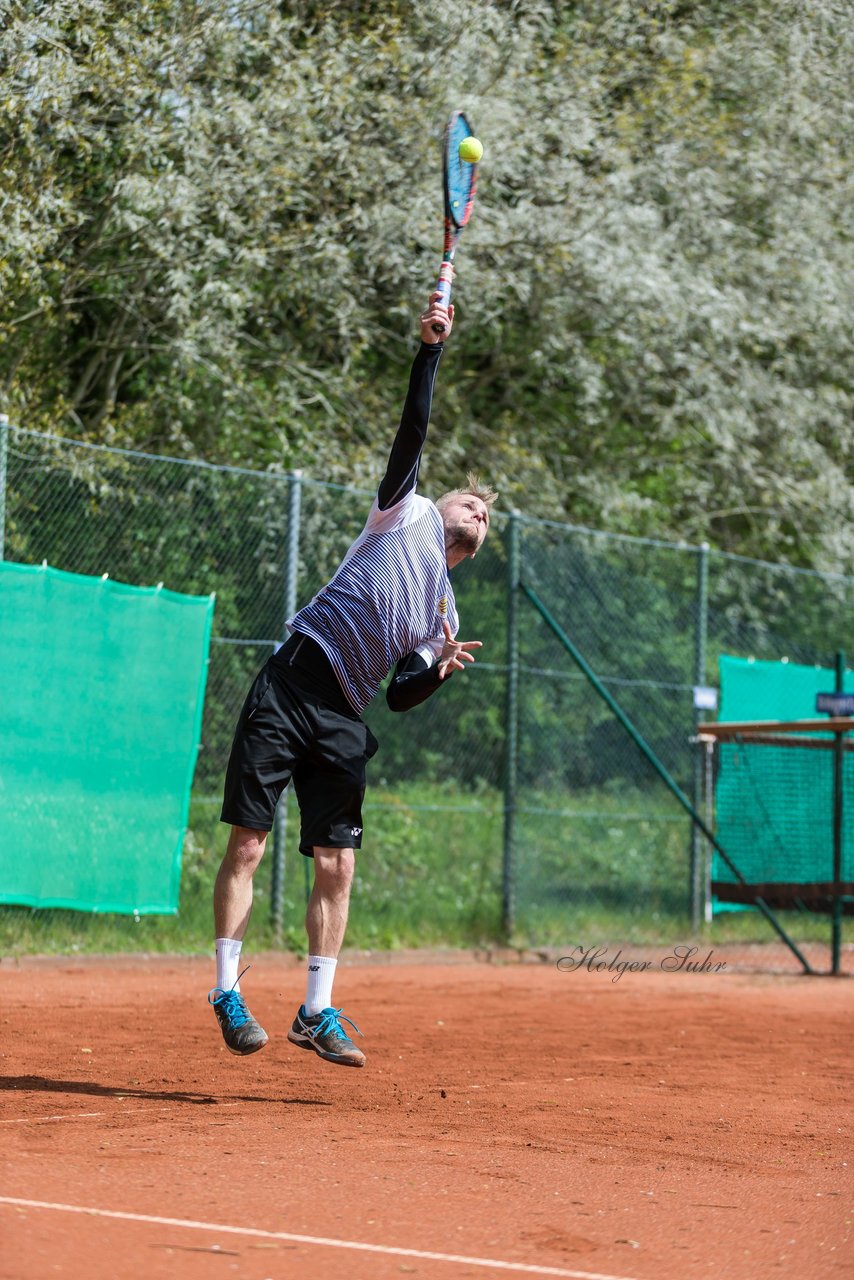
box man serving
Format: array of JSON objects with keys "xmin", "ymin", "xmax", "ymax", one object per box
[{"xmin": 210, "ymin": 293, "xmax": 496, "ymax": 1067}]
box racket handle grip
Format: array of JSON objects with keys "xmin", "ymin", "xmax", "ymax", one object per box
[{"xmin": 432, "ymin": 262, "xmax": 454, "ymax": 333}]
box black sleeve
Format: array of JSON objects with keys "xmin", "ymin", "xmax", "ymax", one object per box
[
  {"xmin": 386, "ymin": 649, "xmax": 450, "ymax": 713},
  {"xmin": 377, "ymin": 342, "xmax": 444, "ymax": 511}
]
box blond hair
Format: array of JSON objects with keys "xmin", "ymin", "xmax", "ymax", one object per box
[{"xmin": 436, "ymin": 471, "xmax": 499, "ymax": 513}]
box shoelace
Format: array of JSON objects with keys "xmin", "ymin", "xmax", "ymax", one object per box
[
  {"xmin": 207, "ymin": 965, "xmax": 253, "ymax": 1026},
  {"xmin": 308, "ymin": 1007, "xmax": 363, "ymax": 1042},
  {"xmin": 211, "ymin": 988, "xmax": 250, "ymax": 1027}
]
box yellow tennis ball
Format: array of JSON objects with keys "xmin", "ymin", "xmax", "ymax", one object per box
[{"xmin": 459, "ymin": 136, "xmax": 483, "ymax": 164}]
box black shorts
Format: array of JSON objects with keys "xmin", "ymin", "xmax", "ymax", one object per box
[{"xmin": 221, "ymin": 633, "xmax": 378, "ymax": 856}]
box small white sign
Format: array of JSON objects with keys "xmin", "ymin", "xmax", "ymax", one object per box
[{"xmin": 693, "ymin": 685, "xmax": 719, "ymax": 711}]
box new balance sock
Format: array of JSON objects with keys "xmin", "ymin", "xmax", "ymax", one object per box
[
  {"xmin": 215, "ymin": 938, "xmax": 243, "ymax": 992},
  {"xmin": 304, "ymin": 955, "xmax": 337, "ymax": 1016}
]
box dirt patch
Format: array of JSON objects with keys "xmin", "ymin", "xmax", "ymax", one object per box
[{"xmin": 1, "ymin": 956, "xmax": 851, "ymax": 1278}]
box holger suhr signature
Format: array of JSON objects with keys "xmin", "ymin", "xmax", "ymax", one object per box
[{"xmin": 557, "ymin": 945, "xmax": 726, "ymax": 982}]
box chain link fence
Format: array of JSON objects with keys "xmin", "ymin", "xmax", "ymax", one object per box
[{"xmin": 2, "ymin": 420, "xmax": 852, "ymax": 954}]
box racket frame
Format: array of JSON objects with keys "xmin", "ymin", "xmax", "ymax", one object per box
[{"xmin": 432, "ymin": 111, "xmax": 478, "ymax": 332}]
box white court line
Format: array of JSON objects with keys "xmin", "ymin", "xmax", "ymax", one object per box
[
  {"xmin": 0, "ymin": 1112, "xmax": 105, "ymax": 1125},
  {"xmin": 0, "ymin": 1196, "xmax": 640, "ymax": 1280},
  {"xmin": 0, "ymin": 1105, "xmax": 174, "ymax": 1126}
]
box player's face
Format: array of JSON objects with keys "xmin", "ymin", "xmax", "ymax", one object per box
[{"xmin": 441, "ymin": 494, "xmax": 490, "ymax": 556}]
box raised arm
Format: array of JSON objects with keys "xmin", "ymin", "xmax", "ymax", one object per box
[{"xmin": 377, "ymin": 295, "xmax": 454, "ymax": 512}]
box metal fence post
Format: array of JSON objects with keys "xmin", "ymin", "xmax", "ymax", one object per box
[
  {"xmin": 0, "ymin": 414, "xmax": 9, "ymax": 562},
  {"xmin": 690, "ymin": 542, "xmax": 709, "ymax": 929},
  {"xmin": 831, "ymin": 649, "xmax": 846, "ymax": 975},
  {"xmin": 503, "ymin": 511, "xmax": 521, "ymax": 939},
  {"xmin": 271, "ymin": 470, "xmax": 302, "ymax": 941}
]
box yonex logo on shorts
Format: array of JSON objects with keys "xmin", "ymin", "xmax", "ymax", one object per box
[{"xmin": 351, "ymin": 827, "xmax": 362, "ymax": 838}]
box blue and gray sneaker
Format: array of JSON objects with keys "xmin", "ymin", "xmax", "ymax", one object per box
[
  {"xmin": 209, "ymin": 974, "xmax": 268, "ymax": 1056},
  {"xmin": 287, "ymin": 1005, "xmax": 365, "ymax": 1068}
]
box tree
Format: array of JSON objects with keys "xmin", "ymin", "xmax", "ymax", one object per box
[{"xmin": 1, "ymin": 0, "xmax": 851, "ymax": 571}]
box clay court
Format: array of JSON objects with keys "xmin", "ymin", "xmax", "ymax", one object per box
[{"xmin": 1, "ymin": 949, "xmax": 851, "ymax": 1280}]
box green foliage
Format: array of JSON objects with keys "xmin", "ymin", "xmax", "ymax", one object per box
[{"xmin": 1, "ymin": 0, "xmax": 852, "ymax": 572}]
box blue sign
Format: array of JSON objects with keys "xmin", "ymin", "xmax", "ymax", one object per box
[{"xmin": 816, "ymin": 692, "xmax": 854, "ymax": 715}]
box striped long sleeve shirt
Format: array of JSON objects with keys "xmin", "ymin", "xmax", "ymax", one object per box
[{"xmin": 288, "ymin": 342, "xmax": 458, "ymax": 715}]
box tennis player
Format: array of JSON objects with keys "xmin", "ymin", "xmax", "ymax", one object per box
[{"xmin": 209, "ymin": 293, "xmax": 496, "ymax": 1067}]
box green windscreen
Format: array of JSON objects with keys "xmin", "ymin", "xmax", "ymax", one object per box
[
  {"xmin": 718, "ymin": 655, "xmax": 853, "ymax": 723},
  {"xmin": 0, "ymin": 562, "xmax": 215, "ymax": 914},
  {"xmin": 713, "ymin": 656, "xmax": 853, "ymax": 910}
]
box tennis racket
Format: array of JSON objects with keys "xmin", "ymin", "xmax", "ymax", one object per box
[{"xmin": 432, "ymin": 111, "xmax": 479, "ymax": 334}]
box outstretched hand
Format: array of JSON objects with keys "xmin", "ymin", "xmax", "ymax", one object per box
[
  {"xmin": 420, "ymin": 292, "xmax": 454, "ymax": 344},
  {"xmin": 437, "ymin": 619, "xmax": 482, "ymax": 681}
]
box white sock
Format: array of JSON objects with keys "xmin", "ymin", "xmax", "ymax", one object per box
[
  {"xmin": 215, "ymin": 938, "xmax": 243, "ymax": 992},
  {"xmin": 304, "ymin": 955, "xmax": 337, "ymax": 1016}
]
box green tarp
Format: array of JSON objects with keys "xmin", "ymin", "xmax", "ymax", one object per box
[
  {"xmin": 719, "ymin": 654, "xmax": 853, "ymax": 722},
  {"xmin": 0, "ymin": 562, "xmax": 214, "ymax": 913},
  {"xmin": 713, "ymin": 656, "xmax": 853, "ymax": 909}
]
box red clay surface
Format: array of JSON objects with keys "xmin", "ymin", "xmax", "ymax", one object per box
[{"xmin": 1, "ymin": 950, "xmax": 851, "ymax": 1280}]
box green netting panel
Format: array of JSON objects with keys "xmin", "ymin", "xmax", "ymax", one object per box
[
  {"xmin": 0, "ymin": 562, "xmax": 214, "ymax": 913},
  {"xmin": 713, "ymin": 656, "xmax": 853, "ymax": 911}
]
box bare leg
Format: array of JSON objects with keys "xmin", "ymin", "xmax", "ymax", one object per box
[
  {"xmin": 210, "ymin": 825, "xmax": 270, "ymax": 1055},
  {"xmin": 214, "ymin": 825, "xmax": 268, "ymax": 941},
  {"xmin": 306, "ymin": 847, "xmax": 356, "ymax": 957},
  {"xmin": 288, "ymin": 846, "xmax": 365, "ymax": 1066}
]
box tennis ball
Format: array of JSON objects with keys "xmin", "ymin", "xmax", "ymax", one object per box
[{"xmin": 459, "ymin": 136, "xmax": 483, "ymax": 164}]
